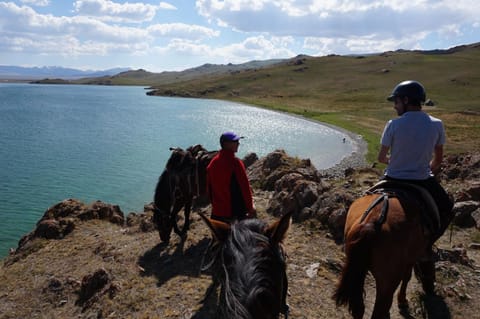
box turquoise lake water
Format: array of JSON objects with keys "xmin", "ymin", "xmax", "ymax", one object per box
[{"xmin": 0, "ymin": 83, "xmax": 355, "ymax": 257}]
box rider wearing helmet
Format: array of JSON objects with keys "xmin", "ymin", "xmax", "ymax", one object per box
[
  {"xmin": 378, "ymin": 80, "xmax": 454, "ymax": 293},
  {"xmin": 378, "ymin": 80, "xmax": 454, "ymax": 239},
  {"xmin": 387, "ymin": 80, "xmax": 426, "ymax": 106}
]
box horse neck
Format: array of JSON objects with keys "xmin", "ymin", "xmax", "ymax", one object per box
[
  {"xmin": 154, "ymin": 170, "xmax": 172, "ymax": 210},
  {"xmin": 220, "ymin": 222, "xmax": 285, "ymax": 319},
  {"xmin": 171, "ymin": 165, "xmax": 196, "ymax": 198}
]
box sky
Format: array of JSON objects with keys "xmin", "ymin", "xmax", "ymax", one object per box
[{"xmin": 1, "ymin": 0, "xmax": 479, "ymax": 72}]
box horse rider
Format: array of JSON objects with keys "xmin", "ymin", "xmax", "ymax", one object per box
[
  {"xmin": 206, "ymin": 131, "xmax": 256, "ymax": 223},
  {"xmin": 377, "ymin": 80, "xmax": 454, "ymax": 242}
]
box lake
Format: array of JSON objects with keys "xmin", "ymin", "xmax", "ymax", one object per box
[{"xmin": 0, "ymin": 83, "xmax": 356, "ymax": 257}]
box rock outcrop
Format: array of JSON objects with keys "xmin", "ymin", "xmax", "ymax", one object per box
[{"xmin": 11, "ymin": 199, "xmax": 125, "ymax": 263}]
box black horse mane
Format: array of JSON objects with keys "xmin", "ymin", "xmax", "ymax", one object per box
[{"xmin": 218, "ymin": 219, "xmax": 286, "ymax": 319}]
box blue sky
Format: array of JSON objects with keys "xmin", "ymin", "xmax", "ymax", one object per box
[{"xmin": 1, "ymin": 0, "xmax": 479, "ymax": 72}]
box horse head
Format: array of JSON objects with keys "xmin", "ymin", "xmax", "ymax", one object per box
[
  {"xmin": 153, "ymin": 169, "xmax": 175, "ymax": 242},
  {"xmin": 199, "ymin": 212, "xmax": 292, "ymax": 319}
]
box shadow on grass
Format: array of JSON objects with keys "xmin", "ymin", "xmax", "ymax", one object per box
[
  {"xmin": 421, "ymin": 293, "xmax": 451, "ymax": 319},
  {"xmin": 138, "ymin": 236, "xmax": 220, "ymax": 317},
  {"xmin": 191, "ymin": 278, "xmax": 221, "ymax": 319},
  {"xmin": 138, "ymin": 237, "xmax": 211, "ymax": 286},
  {"xmin": 399, "ymin": 293, "xmax": 451, "ymax": 319}
]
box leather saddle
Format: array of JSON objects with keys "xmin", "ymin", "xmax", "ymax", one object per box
[{"xmin": 363, "ymin": 180, "xmax": 441, "ymax": 235}]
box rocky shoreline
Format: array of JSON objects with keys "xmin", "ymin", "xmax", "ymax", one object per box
[{"xmin": 318, "ymin": 128, "xmax": 368, "ymax": 179}]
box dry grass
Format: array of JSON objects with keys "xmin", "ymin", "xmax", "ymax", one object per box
[{"xmin": 1, "ymin": 188, "xmax": 479, "ymax": 319}]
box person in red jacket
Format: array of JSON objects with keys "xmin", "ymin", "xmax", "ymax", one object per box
[{"xmin": 207, "ymin": 131, "xmax": 256, "ymax": 223}]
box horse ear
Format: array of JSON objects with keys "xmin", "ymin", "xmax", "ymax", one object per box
[
  {"xmin": 266, "ymin": 211, "xmax": 292, "ymax": 245},
  {"xmin": 198, "ymin": 213, "xmax": 231, "ymax": 242}
]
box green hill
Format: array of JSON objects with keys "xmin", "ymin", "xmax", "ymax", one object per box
[
  {"xmin": 73, "ymin": 59, "xmax": 285, "ymax": 86},
  {"xmin": 144, "ymin": 43, "xmax": 480, "ymax": 162}
]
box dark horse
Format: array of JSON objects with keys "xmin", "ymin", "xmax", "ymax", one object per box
[
  {"xmin": 153, "ymin": 144, "xmax": 217, "ymax": 242},
  {"xmin": 199, "ymin": 212, "xmax": 292, "ymax": 319},
  {"xmin": 334, "ymin": 182, "xmax": 440, "ymax": 319}
]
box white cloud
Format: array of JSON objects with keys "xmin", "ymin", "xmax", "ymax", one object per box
[
  {"xmin": 196, "ymin": 0, "xmax": 479, "ymax": 41},
  {"xmin": 20, "ymin": 0, "xmax": 50, "ymax": 6},
  {"xmin": 215, "ymin": 35, "xmax": 296, "ymax": 62},
  {"xmin": 153, "ymin": 35, "xmax": 295, "ymax": 66},
  {"xmin": 73, "ymin": 0, "xmax": 175, "ymax": 23},
  {"xmin": 0, "ymin": 2, "xmax": 151, "ymax": 56},
  {"xmin": 0, "ymin": 3, "xmax": 148, "ymax": 41},
  {"xmin": 148, "ymin": 23, "xmax": 219, "ymax": 41},
  {"xmin": 159, "ymin": 2, "xmax": 177, "ymax": 10},
  {"xmin": 303, "ymin": 32, "xmax": 428, "ymax": 56}
]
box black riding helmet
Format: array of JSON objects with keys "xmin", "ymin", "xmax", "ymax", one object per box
[{"xmin": 387, "ymin": 80, "xmax": 426, "ymax": 103}]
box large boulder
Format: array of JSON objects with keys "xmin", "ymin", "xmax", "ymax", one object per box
[
  {"xmin": 15, "ymin": 199, "xmax": 125, "ymax": 255},
  {"xmin": 78, "ymin": 201, "xmax": 124, "ymax": 225},
  {"xmin": 248, "ymin": 149, "xmax": 321, "ymax": 191},
  {"xmin": 242, "ymin": 152, "xmax": 258, "ymax": 168},
  {"xmin": 76, "ymin": 268, "xmax": 117, "ymax": 308},
  {"xmin": 452, "ymin": 201, "xmax": 480, "ymax": 228},
  {"xmin": 40, "ymin": 199, "xmax": 124, "ymax": 225},
  {"xmin": 33, "ymin": 218, "xmax": 75, "ymax": 240},
  {"xmin": 442, "ymin": 153, "xmax": 480, "ymax": 181},
  {"xmin": 248, "ymin": 150, "xmax": 329, "ymax": 221}
]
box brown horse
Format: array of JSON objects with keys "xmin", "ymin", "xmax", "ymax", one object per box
[
  {"xmin": 199, "ymin": 212, "xmax": 292, "ymax": 319},
  {"xmin": 334, "ymin": 185, "xmax": 437, "ymax": 319},
  {"xmin": 153, "ymin": 145, "xmax": 217, "ymax": 242}
]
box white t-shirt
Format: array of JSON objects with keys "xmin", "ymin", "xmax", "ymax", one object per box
[{"xmin": 380, "ymin": 111, "xmax": 445, "ymax": 180}]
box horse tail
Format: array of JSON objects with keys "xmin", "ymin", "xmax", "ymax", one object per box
[{"xmin": 333, "ymin": 221, "xmax": 376, "ymax": 318}]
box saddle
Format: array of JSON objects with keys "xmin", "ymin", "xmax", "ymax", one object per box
[{"xmin": 362, "ymin": 180, "xmax": 441, "ymax": 235}]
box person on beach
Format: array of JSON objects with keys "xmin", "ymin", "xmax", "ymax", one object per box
[
  {"xmin": 207, "ymin": 131, "xmax": 256, "ymax": 223},
  {"xmin": 378, "ymin": 80, "xmax": 454, "ymax": 241}
]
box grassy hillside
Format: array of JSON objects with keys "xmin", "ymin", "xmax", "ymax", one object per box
[
  {"xmin": 73, "ymin": 59, "xmax": 284, "ymax": 86},
  {"xmin": 145, "ymin": 44, "xmax": 480, "ymax": 162}
]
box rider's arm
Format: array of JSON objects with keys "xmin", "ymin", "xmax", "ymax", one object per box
[
  {"xmin": 430, "ymin": 144, "xmax": 443, "ymax": 175},
  {"xmin": 377, "ymin": 145, "xmax": 390, "ymax": 164}
]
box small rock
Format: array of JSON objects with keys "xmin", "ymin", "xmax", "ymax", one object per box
[{"xmin": 305, "ymin": 263, "xmax": 320, "ymax": 278}]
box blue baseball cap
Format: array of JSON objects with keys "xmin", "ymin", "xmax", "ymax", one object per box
[{"xmin": 220, "ymin": 131, "xmax": 243, "ymax": 143}]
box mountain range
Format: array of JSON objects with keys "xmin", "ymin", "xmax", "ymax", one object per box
[
  {"xmin": 0, "ymin": 65, "xmax": 131, "ymax": 80},
  {"xmin": 0, "ymin": 58, "xmax": 288, "ymax": 82}
]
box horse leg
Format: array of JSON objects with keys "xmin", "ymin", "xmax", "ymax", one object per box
[
  {"xmin": 371, "ymin": 275, "xmax": 399, "ymax": 319},
  {"xmin": 414, "ymin": 248, "xmax": 436, "ymax": 295},
  {"xmin": 183, "ymin": 200, "xmax": 191, "ymax": 233},
  {"xmin": 371, "ymin": 292, "xmax": 394, "ymax": 319},
  {"xmin": 173, "ymin": 200, "xmax": 191, "ymax": 237},
  {"xmin": 397, "ymin": 267, "xmax": 413, "ymax": 311},
  {"xmin": 171, "ymin": 201, "xmax": 184, "ymax": 236}
]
